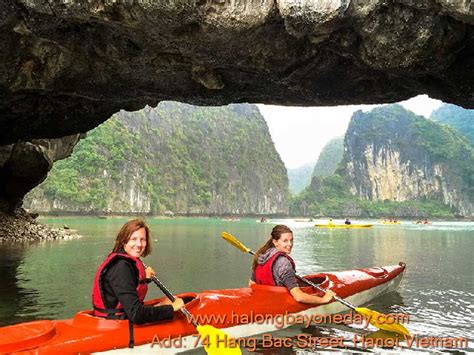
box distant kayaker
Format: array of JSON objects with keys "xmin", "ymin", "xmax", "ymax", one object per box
[
  {"xmin": 249, "ymin": 225, "xmax": 335, "ymax": 305},
  {"xmin": 328, "ymin": 218, "xmax": 334, "ymax": 226},
  {"xmin": 344, "ymin": 218, "xmax": 351, "ymax": 225},
  {"xmin": 92, "ymin": 220, "xmax": 184, "ymax": 331}
]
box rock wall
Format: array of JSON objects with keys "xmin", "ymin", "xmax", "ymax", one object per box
[
  {"xmin": 25, "ymin": 102, "xmax": 289, "ymax": 215},
  {"xmin": 313, "ymin": 136, "xmax": 344, "ymax": 177},
  {"xmin": 1, "ymin": 0, "xmax": 473, "ymax": 145},
  {"xmin": 344, "ymin": 105, "xmax": 473, "ymax": 216},
  {"xmin": 0, "ymin": 134, "xmax": 82, "ymax": 213},
  {"xmin": 347, "ymin": 145, "xmax": 472, "ymax": 215}
]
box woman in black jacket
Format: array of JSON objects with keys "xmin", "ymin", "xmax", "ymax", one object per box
[{"xmin": 92, "ymin": 219, "xmax": 184, "ymax": 324}]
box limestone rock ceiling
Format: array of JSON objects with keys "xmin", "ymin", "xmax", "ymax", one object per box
[{"xmin": 0, "ymin": 0, "xmax": 473, "ymax": 146}]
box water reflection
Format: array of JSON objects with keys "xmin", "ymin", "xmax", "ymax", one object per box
[
  {"xmin": 0, "ymin": 218, "xmax": 472, "ymax": 353},
  {"xmin": 0, "ymin": 244, "xmax": 45, "ymax": 325}
]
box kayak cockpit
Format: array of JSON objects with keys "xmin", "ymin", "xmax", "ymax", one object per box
[
  {"xmin": 250, "ymin": 274, "xmax": 331, "ymax": 294},
  {"xmin": 301, "ymin": 274, "xmax": 330, "ymax": 287},
  {"xmin": 145, "ymin": 292, "xmax": 199, "ymax": 309},
  {"xmin": 358, "ymin": 267, "xmax": 389, "ymax": 278}
]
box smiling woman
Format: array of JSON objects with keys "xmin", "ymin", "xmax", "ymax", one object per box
[
  {"xmin": 91, "ymin": 219, "xmax": 185, "ymax": 347},
  {"xmin": 120, "ymin": 225, "xmax": 149, "ymax": 258},
  {"xmin": 248, "ymin": 224, "xmax": 335, "ymax": 305}
]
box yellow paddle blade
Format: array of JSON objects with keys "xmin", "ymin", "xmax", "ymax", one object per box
[
  {"xmin": 355, "ymin": 307, "xmax": 411, "ymax": 336},
  {"xmin": 364, "ymin": 329, "xmax": 404, "ymax": 341},
  {"xmin": 197, "ymin": 325, "xmax": 242, "ymax": 354},
  {"xmin": 221, "ymin": 232, "xmax": 251, "ymax": 254}
]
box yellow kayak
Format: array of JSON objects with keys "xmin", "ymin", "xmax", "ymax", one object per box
[
  {"xmin": 382, "ymin": 221, "xmax": 401, "ymax": 225},
  {"xmin": 315, "ymin": 224, "xmax": 374, "ymax": 228}
]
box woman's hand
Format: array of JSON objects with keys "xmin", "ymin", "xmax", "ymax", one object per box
[
  {"xmin": 154, "ymin": 297, "xmax": 184, "ymax": 311},
  {"xmin": 322, "ymin": 290, "xmax": 336, "ymax": 303},
  {"xmin": 145, "ymin": 266, "xmax": 156, "ymax": 279},
  {"xmin": 171, "ymin": 297, "xmax": 185, "ymax": 312},
  {"xmin": 155, "ymin": 298, "xmax": 173, "ymax": 306}
]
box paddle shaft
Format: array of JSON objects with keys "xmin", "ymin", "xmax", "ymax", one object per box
[
  {"xmin": 246, "ymin": 250, "xmax": 356, "ymax": 311},
  {"xmin": 143, "ymin": 263, "xmax": 199, "ymax": 327}
]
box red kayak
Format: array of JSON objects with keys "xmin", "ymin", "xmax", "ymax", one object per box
[{"xmin": 0, "ymin": 263, "xmax": 406, "ymax": 354}]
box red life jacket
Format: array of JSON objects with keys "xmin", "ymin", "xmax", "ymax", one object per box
[
  {"xmin": 92, "ymin": 253, "xmax": 148, "ymax": 319},
  {"xmin": 255, "ymin": 251, "xmax": 296, "ymax": 286}
]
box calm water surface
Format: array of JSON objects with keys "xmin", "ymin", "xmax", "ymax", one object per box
[{"xmin": 0, "ymin": 217, "xmax": 472, "ymax": 353}]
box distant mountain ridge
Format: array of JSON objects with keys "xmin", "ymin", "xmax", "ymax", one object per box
[
  {"xmin": 312, "ymin": 137, "xmax": 344, "ymax": 178},
  {"xmin": 25, "ymin": 102, "xmax": 289, "ymax": 215},
  {"xmin": 288, "ymin": 162, "xmax": 315, "ymax": 195},
  {"xmin": 288, "ymin": 137, "xmax": 345, "ymax": 195}
]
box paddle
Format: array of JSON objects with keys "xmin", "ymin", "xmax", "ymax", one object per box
[
  {"xmin": 144, "ymin": 263, "xmax": 241, "ymax": 354},
  {"xmin": 220, "ymin": 232, "xmax": 410, "ymax": 336}
]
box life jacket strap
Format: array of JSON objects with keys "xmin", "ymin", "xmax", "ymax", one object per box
[
  {"xmin": 93, "ymin": 306, "xmax": 127, "ymax": 320},
  {"xmin": 128, "ymin": 320, "xmax": 135, "ymax": 348}
]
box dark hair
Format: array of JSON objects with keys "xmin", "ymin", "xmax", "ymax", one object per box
[
  {"xmin": 112, "ymin": 219, "xmax": 152, "ymax": 257},
  {"xmin": 252, "ymin": 224, "xmax": 293, "ymax": 271}
]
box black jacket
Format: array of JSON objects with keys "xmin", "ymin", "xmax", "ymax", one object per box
[{"xmin": 102, "ymin": 258, "xmax": 174, "ymax": 324}]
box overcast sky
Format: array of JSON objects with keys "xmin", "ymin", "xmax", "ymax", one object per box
[{"xmin": 258, "ymin": 95, "xmax": 444, "ymax": 169}]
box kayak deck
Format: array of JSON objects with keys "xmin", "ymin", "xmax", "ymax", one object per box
[
  {"xmin": 0, "ymin": 263, "xmax": 406, "ymax": 354},
  {"xmin": 0, "ymin": 320, "xmax": 56, "ymax": 353}
]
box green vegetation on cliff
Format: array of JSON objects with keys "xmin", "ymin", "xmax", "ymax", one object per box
[
  {"xmin": 288, "ymin": 136, "xmax": 344, "ymax": 195},
  {"xmin": 41, "ymin": 119, "xmax": 133, "ymax": 211},
  {"xmin": 430, "ymin": 103, "xmax": 474, "ymax": 145},
  {"xmin": 291, "ymin": 105, "xmax": 473, "ymax": 218},
  {"xmin": 26, "ymin": 103, "xmax": 288, "ymax": 215},
  {"xmin": 290, "ymin": 174, "xmax": 455, "ymax": 218},
  {"xmin": 346, "ymin": 105, "xmax": 473, "ymax": 200},
  {"xmin": 312, "ymin": 136, "xmax": 344, "ymax": 177}
]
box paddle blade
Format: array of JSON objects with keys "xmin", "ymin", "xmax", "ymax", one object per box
[
  {"xmin": 197, "ymin": 325, "xmax": 242, "ymax": 354},
  {"xmin": 221, "ymin": 232, "xmax": 251, "ymax": 254},
  {"xmin": 355, "ymin": 307, "xmax": 411, "ymax": 336}
]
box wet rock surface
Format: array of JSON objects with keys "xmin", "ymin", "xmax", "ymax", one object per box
[
  {"xmin": 1, "ymin": 1, "xmax": 473, "ymax": 145},
  {"xmin": 0, "ymin": 208, "xmax": 79, "ymax": 242},
  {"xmin": 0, "ymin": 134, "xmax": 83, "ymax": 214}
]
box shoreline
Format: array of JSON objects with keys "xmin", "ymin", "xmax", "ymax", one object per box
[
  {"xmin": 35, "ymin": 214, "xmax": 472, "ymax": 222},
  {"xmin": 0, "ymin": 209, "xmax": 81, "ymax": 243},
  {"xmin": 2, "ymin": 211, "xmax": 471, "ymax": 244}
]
